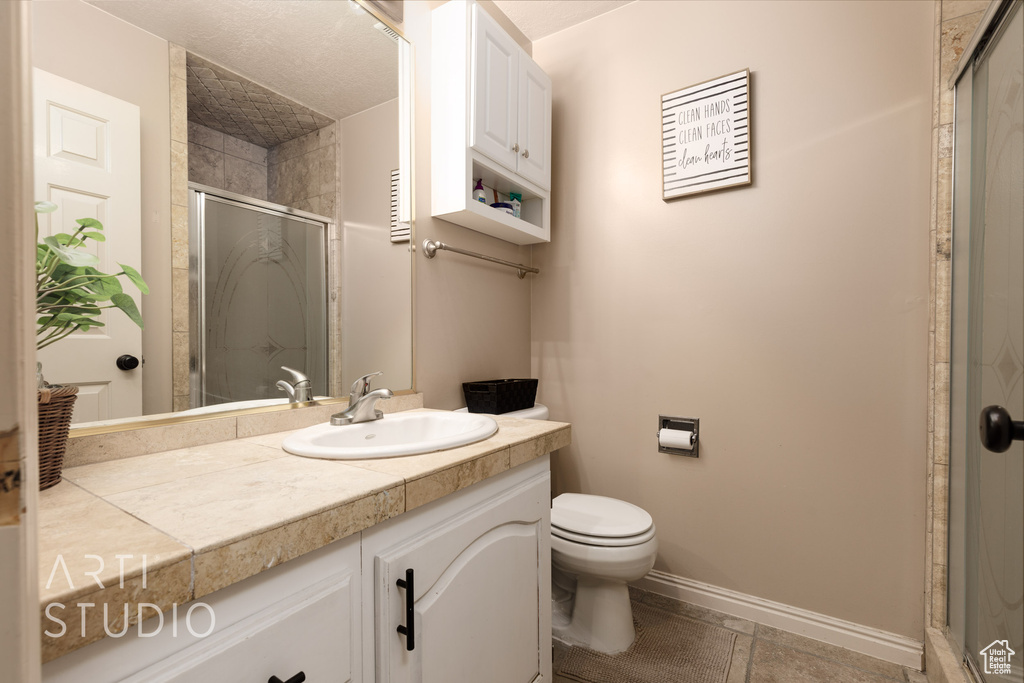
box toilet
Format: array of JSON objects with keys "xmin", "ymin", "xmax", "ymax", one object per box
[
  {"xmin": 458, "ymin": 402, "xmax": 658, "ymax": 654},
  {"xmin": 550, "ymin": 493, "xmax": 658, "ymax": 654}
]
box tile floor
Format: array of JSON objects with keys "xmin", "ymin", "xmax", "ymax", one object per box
[{"xmin": 552, "ymin": 587, "xmax": 930, "ymax": 683}]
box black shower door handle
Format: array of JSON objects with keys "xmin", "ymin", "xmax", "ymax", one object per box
[{"xmin": 979, "ymin": 405, "xmax": 1024, "ymax": 453}]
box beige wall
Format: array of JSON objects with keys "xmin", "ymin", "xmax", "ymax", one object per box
[
  {"xmin": 341, "ymin": 99, "xmax": 414, "ymax": 390},
  {"xmin": 406, "ymin": 1, "xmax": 534, "ymax": 408},
  {"xmin": 530, "ymin": 0, "xmax": 933, "ymax": 639},
  {"xmin": 32, "ymin": 0, "xmax": 173, "ymax": 415}
]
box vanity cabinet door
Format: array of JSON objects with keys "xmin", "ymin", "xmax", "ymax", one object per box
[
  {"xmin": 371, "ymin": 467, "xmax": 551, "ymax": 683},
  {"xmin": 43, "ymin": 536, "xmax": 362, "ymax": 683},
  {"xmin": 470, "ymin": 2, "xmax": 520, "ymax": 173}
]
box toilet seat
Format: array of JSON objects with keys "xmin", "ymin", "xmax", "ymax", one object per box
[
  {"xmin": 551, "ymin": 524, "xmax": 657, "ymax": 547},
  {"xmin": 551, "ymin": 493, "xmax": 653, "ymax": 538}
]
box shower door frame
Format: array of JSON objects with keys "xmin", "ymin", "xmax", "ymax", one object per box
[
  {"xmin": 188, "ymin": 183, "xmax": 333, "ymax": 408},
  {"xmin": 948, "ymin": 1, "xmax": 1024, "ymax": 680}
]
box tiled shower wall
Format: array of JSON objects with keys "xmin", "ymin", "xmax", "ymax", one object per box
[
  {"xmin": 925, "ymin": 0, "xmax": 988, "ymax": 635},
  {"xmin": 267, "ymin": 125, "xmax": 338, "ymax": 218},
  {"xmin": 170, "ymin": 45, "xmax": 189, "ymax": 412},
  {"xmin": 187, "ymin": 121, "xmax": 269, "ymax": 201}
]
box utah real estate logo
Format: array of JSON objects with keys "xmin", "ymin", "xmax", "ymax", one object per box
[{"xmin": 980, "ymin": 640, "xmax": 1015, "ymax": 676}]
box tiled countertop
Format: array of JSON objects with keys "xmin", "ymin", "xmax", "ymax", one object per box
[{"xmin": 38, "ymin": 410, "xmax": 570, "ymax": 661}]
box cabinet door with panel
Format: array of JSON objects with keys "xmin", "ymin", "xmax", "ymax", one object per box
[
  {"xmin": 470, "ymin": 2, "xmax": 520, "ymax": 172},
  {"xmin": 369, "ymin": 463, "xmax": 551, "ymax": 683},
  {"xmin": 43, "ymin": 535, "xmax": 362, "ymax": 683},
  {"xmin": 516, "ymin": 56, "xmax": 552, "ymax": 190}
]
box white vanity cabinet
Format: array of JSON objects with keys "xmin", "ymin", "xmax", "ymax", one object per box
[
  {"xmin": 42, "ymin": 534, "xmax": 363, "ymax": 683},
  {"xmin": 363, "ymin": 457, "xmax": 552, "ymax": 683},
  {"xmin": 432, "ymin": 0, "xmax": 552, "ymax": 245},
  {"xmin": 43, "ymin": 457, "xmax": 553, "ymax": 683}
]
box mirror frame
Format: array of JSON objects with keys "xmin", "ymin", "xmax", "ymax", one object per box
[{"xmin": 66, "ymin": 0, "xmax": 416, "ymax": 439}]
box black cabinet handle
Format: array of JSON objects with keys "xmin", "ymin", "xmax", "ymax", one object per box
[
  {"xmin": 115, "ymin": 354, "xmax": 140, "ymax": 371},
  {"xmin": 979, "ymin": 405, "xmax": 1024, "ymax": 453},
  {"xmin": 396, "ymin": 568, "xmax": 415, "ymax": 651},
  {"xmin": 268, "ymin": 673, "xmax": 305, "ymax": 683}
]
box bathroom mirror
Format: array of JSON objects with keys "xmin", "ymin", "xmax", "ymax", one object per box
[{"xmin": 30, "ymin": 0, "xmax": 413, "ymax": 431}]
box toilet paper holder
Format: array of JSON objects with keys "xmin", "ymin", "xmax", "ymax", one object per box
[{"xmin": 658, "ymin": 416, "xmax": 699, "ymax": 457}]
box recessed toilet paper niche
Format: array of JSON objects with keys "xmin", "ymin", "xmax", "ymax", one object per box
[{"xmin": 658, "ymin": 415, "xmax": 699, "ymax": 457}]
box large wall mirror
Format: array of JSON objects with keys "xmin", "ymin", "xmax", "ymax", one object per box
[{"xmin": 31, "ymin": 0, "xmax": 413, "ymax": 432}]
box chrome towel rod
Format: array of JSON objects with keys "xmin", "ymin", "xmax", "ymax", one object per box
[{"xmin": 422, "ymin": 239, "xmax": 539, "ymax": 279}]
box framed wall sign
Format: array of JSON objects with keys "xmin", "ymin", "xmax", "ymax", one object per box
[{"xmin": 662, "ymin": 69, "xmax": 751, "ymax": 200}]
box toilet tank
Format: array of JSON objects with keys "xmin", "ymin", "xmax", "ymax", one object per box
[{"xmin": 456, "ymin": 403, "xmax": 549, "ymax": 420}]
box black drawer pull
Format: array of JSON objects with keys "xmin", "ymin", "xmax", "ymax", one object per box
[
  {"xmin": 268, "ymin": 673, "xmax": 305, "ymax": 683},
  {"xmin": 396, "ymin": 568, "xmax": 415, "ymax": 651}
]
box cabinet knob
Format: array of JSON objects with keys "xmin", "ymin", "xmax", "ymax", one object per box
[
  {"xmin": 522, "ymin": 149, "xmax": 530, "ymax": 159},
  {"xmin": 512, "ymin": 143, "xmax": 519, "ymax": 153}
]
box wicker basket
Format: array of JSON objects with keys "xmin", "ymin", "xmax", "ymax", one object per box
[{"xmin": 37, "ymin": 385, "xmax": 78, "ymax": 490}]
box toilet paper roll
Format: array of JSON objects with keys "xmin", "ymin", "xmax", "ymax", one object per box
[{"xmin": 658, "ymin": 428, "xmax": 694, "ymax": 451}]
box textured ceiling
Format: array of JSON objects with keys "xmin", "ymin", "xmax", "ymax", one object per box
[
  {"xmin": 492, "ymin": 0, "xmax": 634, "ymax": 41},
  {"xmin": 88, "ymin": 0, "xmax": 399, "ymax": 121}
]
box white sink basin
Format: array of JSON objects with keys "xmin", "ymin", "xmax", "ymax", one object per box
[{"xmin": 282, "ymin": 411, "xmax": 499, "ymax": 460}]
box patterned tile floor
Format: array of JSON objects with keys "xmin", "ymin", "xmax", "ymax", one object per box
[{"xmin": 552, "ymin": 588, "xmax": 930, "ymax": 683}]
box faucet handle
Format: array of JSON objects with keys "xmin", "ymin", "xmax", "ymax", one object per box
[
  {"xmin": 349, "ymin": 371, "xmax": 383, "ymax": 402},
  {"xmin": 281, "ymin": 366, "xmax": 311, "ymax": 386}
]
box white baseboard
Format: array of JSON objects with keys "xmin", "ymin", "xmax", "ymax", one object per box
[{"xmin": 633, "ymin": 570, "xmax": 924, "ymax": 671}]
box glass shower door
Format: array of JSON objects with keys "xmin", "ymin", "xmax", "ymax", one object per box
[
  {"xmin": 959, "ymin": 2, "xmax": 1023, "ymax": 680},
  {"xmin": 192, "ymin": 192, "xmax": 328, "ymax": 407}
]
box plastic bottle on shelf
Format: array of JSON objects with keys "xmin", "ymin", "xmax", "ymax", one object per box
[
  {"xmin": 473, "ymin": 179, "xmax": 487, "ymax": 203},
  {"xmin": 509, "ymin": 192, "xmax": 522, "ymax": 219}
]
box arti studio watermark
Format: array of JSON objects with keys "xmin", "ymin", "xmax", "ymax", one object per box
[{"xmin": 43, "ymin": 554, "xmax": 214, "ymax": 639}]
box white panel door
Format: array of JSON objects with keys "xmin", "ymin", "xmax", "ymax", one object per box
[
  {"xmin": 470, "ymin": 3, "xmax": 519, "ymax": 173},
  {"xmin": 33, "ymin": 69, "xmax": 142, "ymax": 423},
  {"xmin": 516, "ymin": 57, "xmax": 551, "ymax": 190}
]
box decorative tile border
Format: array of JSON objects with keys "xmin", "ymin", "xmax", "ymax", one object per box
[{"xmin": 169, "ymin": 44, "xmax": 191, "ymax": 413}]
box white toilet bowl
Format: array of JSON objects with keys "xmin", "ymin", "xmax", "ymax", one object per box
[{"xmin": 550, "ymin": 493, "xmax": 658, "ymax": 654}]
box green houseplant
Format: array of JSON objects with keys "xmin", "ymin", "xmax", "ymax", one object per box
[{"xmin": 34, "ymin": 201, "xmax": 148, "ymax": 489}]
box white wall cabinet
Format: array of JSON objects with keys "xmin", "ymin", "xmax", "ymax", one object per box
[
  {"xmin": 432, "ymin": 0, "xmax": 552, "ymax": 245},
  {"xmin": 469, "ymin": 6, "xmax": 551, "ymax": 191},
  {"xmin": 43, "ymin": 458, "xmax": 552, "ymax": 683},
  {"xmin": 365, "ymin": 458, "xmax": 551, "ymax": 683}
]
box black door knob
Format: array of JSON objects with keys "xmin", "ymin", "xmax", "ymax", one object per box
[
  {"xmin": 268, "ymin": 673, "xmax": 305, "ymax": 683},
  {"xmin": 979, "ymin": 405, "xmax": 1024, "ymax": 453},
  {"xmin": 115, "ymin": 355, "xmax": 140, "ymax": 371}
]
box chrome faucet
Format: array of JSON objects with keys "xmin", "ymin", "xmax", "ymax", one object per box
[
  {"xmin": 332, "ymin": 371, "xmax": 393, "ymax": 425},
  {"xmin": 276, "ymin": 366, "xmax": 313, "ymax": 403}
]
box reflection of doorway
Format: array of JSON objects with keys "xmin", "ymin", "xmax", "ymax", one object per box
[
  {"xmin": 32, "ymin": 69, "xmax": 143, "ymax": 423},
  {"xmin": 949, "ymin": 2, "xmax": 1023, "ymax": 681},
  {"xmin": 188, "ymin": 187, "xmax": 328, "ymax": 408}
]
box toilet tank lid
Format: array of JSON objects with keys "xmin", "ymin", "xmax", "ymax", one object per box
[
  {"xmin": 454, "ymin": 403, "xmax": 548, "ymax": 420},
  {"xmin": 551, "ymin": 493, "xmax": 653, "ymax": 538}
]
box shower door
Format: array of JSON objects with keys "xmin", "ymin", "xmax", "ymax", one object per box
[
  {"xmin": 190, "ymin": 188, "xmax": 328, "ymax": 407},
  {"xmin": 950, "ymin": 2, "xmax": 1023, "ymax": 681}
]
